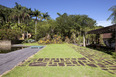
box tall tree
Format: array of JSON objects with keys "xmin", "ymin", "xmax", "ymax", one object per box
[
  {"xmin": 10, "ymin": 2, "xmax": 30, "ymax": 24},
  {"xmin": 56, "ymin": 13, "xmax": 80, "ymax": 39},
  {"xmin": 32, "ymin": 9, "xmax": 41, "ymax": 41},
  {"xmin": 79, "ymin": 15, "xmax": 96, "ymax": 47},
  {"xmin": 10, "ymin": 2, "xmax": 23, "ymax": 24},
  {"xmin": 107, "ymin": 5, "xmax": 116, "ymax": 24}
]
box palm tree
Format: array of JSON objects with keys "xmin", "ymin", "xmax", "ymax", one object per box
[
  {"xmin": 32, "ymin": 9, "xmax": 41, "ymax": 41},
  {"xmin": 14, "ymin": 2, "xmax": 22, "ymax": 24},
  {"xmin": 10, "ymin": 2, "xmax": 24, "ymax": 25},
  {"xmin": 42, "ymin": 12, "xmax": 50, "ymax": 21},
  {"xmin": 10, "ymin": 3, "xmax": 32, "ymax": 29},
  {"xmin": 107, "ymin": 5, "xmax": 116, "ymax": 24},
  {"xmin": 10, "ymin": 2, "xmax": 30, "ymax": 23}
]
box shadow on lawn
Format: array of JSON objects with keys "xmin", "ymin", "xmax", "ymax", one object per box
[{"xmin": 86, "ymin": 44, "xmax": 114, "ymax": 55}]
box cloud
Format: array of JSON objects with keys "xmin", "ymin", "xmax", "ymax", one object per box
[{"xmin": 96, "ymin": 20, "xmax": 112, "ymax": 27}]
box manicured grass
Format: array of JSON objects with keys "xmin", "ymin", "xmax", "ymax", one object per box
[
  {"xmin": 23, "ymin": 42, "xmax": 39, "ymax": 46},
  {"xmin": 34, "ymin": 44, "xmax": 83, "ymax": 58},
  {"xmin": 3, "ymin": 66, "xmax": 114, "ymax": 77},
  {"xmin": 2, "ymin": 44, "xmax": 116, "ymax": 77},
  {"xmin": 72, "ymin": 45, "xmax": 114, "ymax": 59}
]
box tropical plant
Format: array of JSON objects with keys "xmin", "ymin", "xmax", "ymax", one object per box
[
  {"xmin": 107, "ymin": 5, "xmax": 116, "ymax": 24},
  {"xmin": 10, "ymin": 2, "xmax": 23, "ymax": 24},
  {"xmin": 42, "ymin": 12, "xmax": 50, "ymax": 21}
]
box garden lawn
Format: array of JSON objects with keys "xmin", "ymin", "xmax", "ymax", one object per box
[
  {"xmin": 2, "ymin": 44, "xmax": 116, "ymax": 77},
  {"xmin": 23, "ymin": 42, "xmax": 39, "ymax": 46}
]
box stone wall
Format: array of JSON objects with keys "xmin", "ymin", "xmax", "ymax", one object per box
[
  {"xmin": 0, "ymin": 40, "xmax": 11, "ymax": 50},
  {"xmin": 0, "ymin": 40, "xmax": 11, "ymax": 46}
]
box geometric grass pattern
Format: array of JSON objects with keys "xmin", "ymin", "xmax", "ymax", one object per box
[
  {"xmin": 71, "ymin": 46, "xmax": 116, "ymax": 74},
  {"xmin": 20, "ymin": 45, "xmax": 116, "ymax": 74},
  {"xmin": 20, "ymin": 57, "xmax": 116, "ymax": 74}
]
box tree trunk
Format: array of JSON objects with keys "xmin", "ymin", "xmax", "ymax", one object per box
[
  {"xmin": 18, "ymin": 17, "xmax": 20, "ymax": 24},
  {"xmin": 27, "ymin": 32, "xmax": 28, "ymax": 39},
  {"xmin": 35, "ymin": 17, "xmax": 37, "ymax": 41},
  {"xmin": 83, "ymin": 32, "xmax": 86, "ymax": 47},
  {"xmin": 73, "ymin": 32, "xmax": 76, "ymax": 44},
  {"xmin": 47, "ymin": 33, "xmax": 50, "ymax": 40},
  {"xmin": 115, "ymin": 31, "xmax": 116, "ymax": 53}
]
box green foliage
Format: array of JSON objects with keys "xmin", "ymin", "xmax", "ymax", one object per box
[
  {"xmin": 36, "ymin": 21, "xmax": 50, "ymax": 39},
  {"xmin": 0, "ymin": 3, "xmax": 51, "ymax": 41},
  {"xmin": 55, "ymin": 13, "xmax": 96, "ymax": 46},
  {"xmin": 36, "ymin": 20, "xmax": 58, "ymax": 40},
  {"xmin": 56, "ymin": 13, "xmax": 80, "ymax": 38},
  {"xmin": 0, "ymin": 29, "xmax": 21, "ymax": 40},
  {"xmin": 0, "ymin": 3, "xmax": 99, "ymax": 45},
  {"xmin": 76, "ymin": 35, "xmax": 83, "ymax": 45},
  {"xmin": 107, "ymin": 5, "xmax": 116, "ymax": 24},
  {"xmin": 70, "ymin": 32, "xmax": 77, "ymax": 43},
  {"xmin": 99, "ymin": 34, "xmax": 105, "ymax": 46},
  {"xmin": 112, "ymin": 52, "xmax": 116, "ymax": 59},
  {"xmin": 86, "ymin": 34, "xmax": 96, "ymax": 44},
  {"xmin": 65, "ymin": 36, "xmax": 70, "ymax": 43}
]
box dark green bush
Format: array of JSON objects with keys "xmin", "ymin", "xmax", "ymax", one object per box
[{"xmin": 0, "ymin": 29, "xmax": 21, "ymax": 40}]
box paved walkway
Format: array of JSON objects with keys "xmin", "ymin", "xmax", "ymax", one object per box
[{"xmin": 0, "ymin": 46, "xmax": 44, "ymax": 75}]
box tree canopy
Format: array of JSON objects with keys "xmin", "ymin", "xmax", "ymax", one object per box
[{"xmin": 0, "ymin": 2, "xmax": 103, "ymax": 46}]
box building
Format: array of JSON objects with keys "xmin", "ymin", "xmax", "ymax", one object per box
[{"xmin": 87, "ymin": 24, "xmax": 116, "ymax": 52}]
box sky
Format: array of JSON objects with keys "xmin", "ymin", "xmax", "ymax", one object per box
[{"xmin": 0, "ymin": 0, "xmax": 116, "ymax": 27}]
